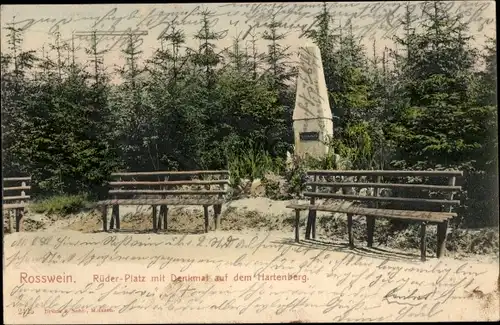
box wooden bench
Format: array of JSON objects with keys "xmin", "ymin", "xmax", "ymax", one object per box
[
  {"xmin": 3, "ymin": 176, "xmax": 31, "ymax": 232},
  {"xmin": 286, "ymin": 170, "xmax": 463, "ymax": 261},
  {"xmin": 96, "ymin": 170, "xmax": 230, "ymax": 233}
]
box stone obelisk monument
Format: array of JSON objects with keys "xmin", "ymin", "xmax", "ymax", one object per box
[{"xmin": 292, "ymin": 44, "xmax": 333, "ymax": 159}]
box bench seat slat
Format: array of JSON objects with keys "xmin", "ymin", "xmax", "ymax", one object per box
[
  {"xmin": 306, "ymin": 182, "xmax": 461, "ymax": 191},
  {"xmin": 108, "ymin": 190, "xmax": 226, "ymax": 195},
  {"xmin": 96, "ymin": 198, "xmax": 225, "ymax": 206},
  {"xmin": 3, "ymin": 177, "xmax": 31, "ymax": 182},
  {"xmin": 286, "ymin": 204, "xmax": 455, "ymax": 222},
  {"xmin": 303, "ymin": 192, "xmax": 461, "ymax": 206}
]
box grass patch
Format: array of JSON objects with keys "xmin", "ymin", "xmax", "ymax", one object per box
[
  {"xmin": 446, "ymin": 228, "xmax": 499, "ymax": 255},
  {"xmin": 226, "ymin": 142, "xmax": 284, "ymax": 189},
  {"xmin": 30, "ymin": 194, "xmax": 91, "ymax": 215}
]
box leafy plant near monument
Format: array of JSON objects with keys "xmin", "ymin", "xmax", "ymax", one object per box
[
  {"xmin": 0, "ymin": 2, "xmax": 497, "ymax": 229},
  {"xmin": 283, "ymin": 154, "xmax": 308, "ymax": 199},
  {"xmin": 227, "ymin": 142, "xmax": 283, "ymax": 185}
]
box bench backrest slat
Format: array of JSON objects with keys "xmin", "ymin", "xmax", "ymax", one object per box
[
  {"xmin": 3, "ymin": 195, "xmax": 31, "ymax": 201},
  {"xmin": 109, "ymin": 190, "xmax": 226, "ymax": 195},
  {"xmin": 307, "ymin": 170, "xmax": 463, "ymax": 177},
  {"xmin": 3, "ymin": 177, "xmax": 32, "ymax": 182},
  {"xmin": 307, "ymin": 182, "xmax": 461, "ymax": 192},
  {"xmin": 109, "ymin": 180, "xmax": 229, "ymax": 186},
  {"xmin": 111, "ymin": 170, "xmax": 229, "ymax": 177}
]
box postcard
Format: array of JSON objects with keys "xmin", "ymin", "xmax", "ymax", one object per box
[{"xmin": 2, "ymin": 2, "xmax": 498, "ymax": 323}]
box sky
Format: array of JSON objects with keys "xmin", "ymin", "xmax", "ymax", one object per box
[{"xmin": 0, "ymin": 1, "xmax": 496, "ymax": 78}]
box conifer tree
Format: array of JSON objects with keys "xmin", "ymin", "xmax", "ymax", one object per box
[
  {"xmin": 245, "ymin": 32, "xmax": 264, "ymax": 81},
  {"xmin": 1, "ymin": 26, "xmax": 38, "ymax": 177},
  {"xmin": 260, "ymin": 12, "xmax": 295, "ymax": 156},
  {"xmin": 146, "ymin": 23, "xmax": 204, "ymax": 170},
  {"xmin": 227, "ymin": 33, "xmax": 250, "ymax": 73},
  {"xmin": 387, "ymin": 1, "xmax": 488, "ymax": 170},
  {"xmin": 261, "ymin": 13, "xmax": 294, "ymax": 90},
  {"xmin": 192, "ymin": 10, "xmax": 223, "ymax": 89}
]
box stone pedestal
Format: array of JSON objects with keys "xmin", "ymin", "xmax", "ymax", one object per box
[{"xmin": 292, "ymin": 44, "xmax": 333, "ymax": 159}]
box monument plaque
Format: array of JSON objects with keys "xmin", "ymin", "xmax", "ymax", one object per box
[
  {"xmin": 299, "ymin": 132, "xmax": 320, "ymax": 141},
  {"xmin": 292, "ymin": 44, "xmax": 334, "ymax": 159}
]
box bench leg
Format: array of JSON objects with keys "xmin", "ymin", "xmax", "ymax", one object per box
[
  {"xmin": 366, "ymin": 216, "xmax": 375, "ymax": 248},
  {"xmin": 7, "ymin": 210, "xmax": 12, "ymax": 233},
  {"xmin": 110, "ymin": 211, "xmax": 115, "ymax": 230},
  {"xmin": 436, "ymin": 220, "xmax": 448, "ymax": 258},
  {"xmin": 311, "ymin": 210, "xmax": 317, "ymax": 239},
  {"xmin": 213, "ymin": 204, "xmax": 221, "ymax": 231},
  {"xmin": 10, "ymin": 211, "xmax": 14, "ymax": 233},
  {"xmin": 152, "ymin": 205, "xmax": 158, "ymax": 232},
  {"xmin": 101, "ymin": 205, "xmax": 108, "ymax": 232},
  {"xmin": 347, "ymin": 213, "xmax": 354, "ymax": 249},
  {"xmin": 15, "ymin": 208, "xmax": 23, "ymax": 232},
  {"xmin": 157, "ymin": 205, "xmax": 164, "ymax": 230},
  {"xmin": 203, "ymin": 205, "xmax": 209, "ymax": 233},
  {"xmin": 305, "ymin": 210, "xmax": 313, "ymax": 240},
  {"xmin": 163, "ymin": 205, "xmax": 169, "ymax": 231},
  {"xmin": 116, "ymin": 206, "xmax": 120, "ymax": 230},
  {"xmin": 294, "ymin": 209, "xmax": 300, "ymax": 243},
  {"xmin": 112, "ymin": 205, "xmax": 120, "ymax": 230},
  {"xmin": 420, "ymin": 222, "xmax": 427, "ymax": 262},
  {"xmin": 157, "ymin": 212, "xmax": 162, "ymax": 230}
]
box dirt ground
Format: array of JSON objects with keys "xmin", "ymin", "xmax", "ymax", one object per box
[
  {"xmin": 4, "ymin": 197, "xmax": 499, "ymax": 264},
  {"xmin": 3, "ymin": 197, "xmax": 499, "ymax": 323},
  {"xmin": 16, "ymin": 198, "xmax": 308, "ymax": 234}
]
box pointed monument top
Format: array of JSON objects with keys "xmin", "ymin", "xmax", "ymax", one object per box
[{"xmin": 293, "ymin": 44, "xmax": 332, "ymax": 121}]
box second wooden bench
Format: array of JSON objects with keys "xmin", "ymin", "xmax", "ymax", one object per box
[{"xmin": 287, "ymin": 169, "xmax": 463, "ymax": 261}]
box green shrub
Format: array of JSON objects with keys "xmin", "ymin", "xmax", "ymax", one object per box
[
  {"xmin": 283, "ymin": 154, "xmax": 308, "ymax": 198},
  {"xmin": 30, "ymin": 194, "xmax": 91, "ymax": 215},
  {"xmin": 262, "ymin": 172, "xmax": 286, "ymax": 200}
]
